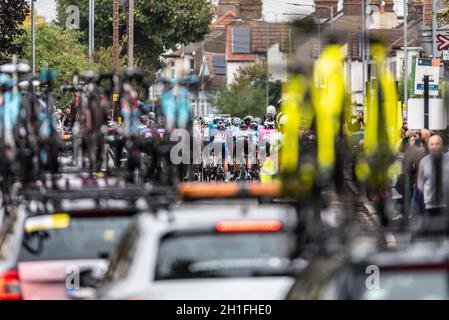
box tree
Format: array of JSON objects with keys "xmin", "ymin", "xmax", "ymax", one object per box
[
  {"xmin": 438, "ymin": 1, "xmax": 449, "ymax": 25},
  {"xmin": 0, "ymin": 0, "xmax": 30, "ymax": 64},
  {"xmin": 214, "ymin": 63, "xmax": 282, "ymax": 118},
  {"xmin": 55, "ymin": 0, "xmax": 213, "ymax": 72},
  {"xmin": 21, "ymin": 23, "xmax": 96, "ymax": 83}
]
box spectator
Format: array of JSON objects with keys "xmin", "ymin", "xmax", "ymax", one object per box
[
  {"xmin": 420, "ymin": 129, "xmax": 431, "ymax": 153},
  {"xmin": 401, "ymin": 130, "xmax": 412, "ymax": 153},
  {"xmin": 416, "ymin": 135, "xmax": 449, "ymax": 216}
]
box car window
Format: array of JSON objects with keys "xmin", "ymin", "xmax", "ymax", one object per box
[
  {"xmin": 354, "ymin": 270, "xmax": 449, "ymax": 300},
  {"xmin": 19, "ymin": 216, "xmax": 131, "ymax": 261},
  {"xmin": 155, "ymin": 232, "xmax": 295, "ymax": 280}
]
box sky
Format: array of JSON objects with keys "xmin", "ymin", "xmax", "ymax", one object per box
[
  {"xmin": 31, "ymin": 0, "xmax": 405, "ymax": 23},
  {"xmin": 30, "ymin": 0, "xmax": 57, "ymax": 22}
]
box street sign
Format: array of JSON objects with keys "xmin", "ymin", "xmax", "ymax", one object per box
[
  {"xmin": 443, "ymin": 50, "xmax": 449, "ymax": 61},
  {"xmin": 419, "ymin": 26, "xmax": 449, "ymax": 57},
  {"xmin": 413, "ymin": 58, "xmax": 440, "ymax": 96}
]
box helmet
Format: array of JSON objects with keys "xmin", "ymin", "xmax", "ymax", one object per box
[
  {"xmin": 250, "ymin": 122, "xmax": 258, "ymax": 131},
  {"xmin": 217, "ymin": 123, "xmax": 225, "ymax": 131},
  {"xmin": 243, "ymin": 115, "xmax": 253, "ymax": 125},
  {"xmin": 266, "ymin": 105, "xmax": 276, "ymax": 116},
  {"xmin": 240, "ymin": 123, "xmax": 248, "ymax": 130}
]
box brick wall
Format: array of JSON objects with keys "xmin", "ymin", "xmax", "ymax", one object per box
[
  {"xmin": 239, "ymin": 0, "xmax": 262, "ymax": 20},
  {"xmin": 315, "ymin": 0, "xmax": 338, "ymax": 19}
]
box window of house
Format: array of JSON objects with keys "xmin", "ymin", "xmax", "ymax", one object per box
[
  {"xmin": 232, "ymin": 28, "xmax": 251, "ymax": 54},
  {"xmin": 213, "ymin": 55, "xmax": 226, "ymax": 75}
]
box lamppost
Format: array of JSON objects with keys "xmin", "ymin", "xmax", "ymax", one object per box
[
  {"xmin": 88, "ymin": 0, "xmax": 95, "ymax": 62},
  {"xmin": 31, "ymin": 0, "xmax": 36, "ymax": 76},
  {"xmin": 287, "ymin": 2, "xmax": 334, "ymax": 30},
  {"xmin": 403, "ymin": 0, "xmax": 408, "ymax": 106}
]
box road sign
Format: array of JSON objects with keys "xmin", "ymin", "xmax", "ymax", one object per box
[
  {"xmin": 419, "ymin": 26, "xmax": 449, "ymax": 57},
  {"xmin": 413, "ymin": 58, "xmax": 440, "ymax": 96},
  {"xmin": 443, "ymin": 50, "xmax": 449, "ymax": 61}
]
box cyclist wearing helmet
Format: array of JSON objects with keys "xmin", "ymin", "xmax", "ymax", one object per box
[
  {"xmin": 213, "ymin": 123, "xmax": 230, "ymax": 181},
  {"xmin": 209, "ymin": 117, "xmax": 218, "ymax": 143},
  {"xmin": 243, "ymin": 115, "xmax": 253, "ymax": 127},
  {"xmin": 248, "ymin": 121, "xmax": 260, "ymax": 177},
  {"xmin": 234, "ymin": 123, "xmax": 251, "ymax": 179}
]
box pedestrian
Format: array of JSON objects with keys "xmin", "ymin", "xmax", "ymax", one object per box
[
  {"xmin": 419, "ymin": 129, "xmax": 431, "ymax": 153},
  {"xmin": 396, "ymin": 138, "xmax": 426, "ymax": 212},
  {"xmin": 415, "ymin": 135, "xmax": 449, "ymax": 216}
]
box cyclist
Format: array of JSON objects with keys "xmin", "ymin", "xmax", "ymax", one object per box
[
  {"xmin": 208, "ymin": 117, "xmax": 219, "ymax": 143},
  {"xmin": 213, "ymin": 123, "xmax": 230, "ymax": 182},
  {"xmin": 248, "ymin": 121, "xmax": 260, "ymax": 179},
  {"xmin": 235, "ymin": 123, "xmax": 251, "ymax": 180},
  {"xmin": 243, "ymin": 115, "xmax": 253, "ymax": 128}
]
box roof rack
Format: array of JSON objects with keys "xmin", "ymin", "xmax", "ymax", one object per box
[
  {"xmin": 178, "ymin": 181, "xmax": 283, "ymax": 200},
  {"xmin": 20, "ymin": 185, "xmax": 155, "ymax": 201}
]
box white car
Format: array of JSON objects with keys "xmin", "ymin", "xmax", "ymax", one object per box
[{"xmin": 87, "ymin": 202, "xmax": 305, "ymax": 300}]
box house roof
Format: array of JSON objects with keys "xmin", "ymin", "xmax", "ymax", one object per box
[
  {"xmin": 211, "ymin": 10, "xmax": 238, "ymax": 30},
  {"xmin": 318, "ymin": 13, "xmax": 423, "ymax": 59}
]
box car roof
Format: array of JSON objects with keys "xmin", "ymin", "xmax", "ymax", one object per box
[
  {"xmin": 141, "ymin": 201, "xmax": 298, "ymax": 233},
  {"xmin": 359, "ymin": 241, "xmax": 449, "ymax": 269}
]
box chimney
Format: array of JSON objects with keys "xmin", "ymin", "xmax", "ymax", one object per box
[
  {"xmin": 383, "ymin": 0, "xmax": 394, "ymax": 12},
  {"xmin": 343, "ymin": 0, "xmax": 362, "ymax": 16},
  {"xmin": 217, "ymin": 0, "xmax": 240, "ymax": 18},
  {"xmin": 239, "ymin": 0, "xmax": 263, "ymax": 20},
  {"xmin": 407, "ymin": 0, "xmax": 423, "ymax": 20},
  {"xmin": 315, "ymin": 0, "xmax": 338, "ymax": 20},
  {"xmin": 422, "ymin": 0, "xmax": 436, "ymax": 26}
]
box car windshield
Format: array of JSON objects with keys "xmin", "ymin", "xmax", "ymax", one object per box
[
  {"xmin": 155, "ymin": 232, "xmax": 296, "ymax": 280},
  {"xmin": 19, "ymin": 216, "xmax": 131, "ymax": 262},
  {"xmin": 355, "ymin": 270, "xmax": 449, "ymax": 300}
]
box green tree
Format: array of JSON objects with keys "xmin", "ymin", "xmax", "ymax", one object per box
[
  {"xmin": 438, "ymin": 1, "xmax": 449, "ymax": 25},
  {"xmin": 55, "ymin": 0, "xmax": 213, "ymax": 72},
  {"xmin": 0, "ymin": 0, "xmax": 30, "ymax": 64},
  {"xmin": 21, "ymin": 23, "xmax": 96, "ymax": 83},
  {"xmin": 214, "ymin": 63, "xmax": 282, "ymax": 118}
]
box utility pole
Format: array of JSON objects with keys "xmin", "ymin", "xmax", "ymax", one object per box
[
  {"xmin": 361, "ymin": 0, "xmax": 366, "ymax": 99},
  {"xmin": 88, "ymin": 0, "xmax": 95, "ymax": 62},
  {"xmin": 201, "ymin": 41, "xmax": 205, "ymax": 115},
  {"xmin": 128, "ymin": 0, "xmax": 134, "ymax": 69},
  {"xmin": 31, "ymin": 0, "xmax": 36, "ymax": 76},
  {"xmin": 403, "ymin": 0, "xmax": 408, "ymax": 107},
  {"xmin": 365, "ymin": 0, "xmax": 371, "ymax": 80},
  {"xmin": 432, "ymin": 0, "xmax": 437, "ymax": 57},
  {"xmin": 266, "ymin": 20, "xmax": 269, "ymax": 107},
  {"xmin": 113, "ymin": 0, "xmax": 120, "ymax": 72}
]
